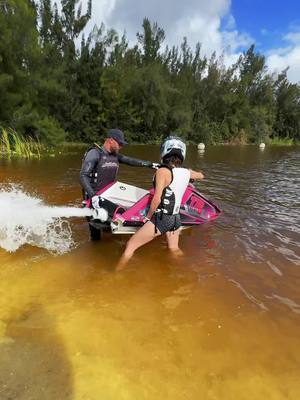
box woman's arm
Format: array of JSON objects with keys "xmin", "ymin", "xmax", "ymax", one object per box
[
  {"xmin": 190, "ymin": 169, "xmax": 204, "ymax": 180},
  {"xmin": 146, "ymin": 168, "xmax": 170, "ymax": 220}
]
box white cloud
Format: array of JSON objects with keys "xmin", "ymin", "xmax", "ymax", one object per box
[
  {"xmin": 84, "ymin": 0, "xmax": 117, "ymax": 34},
  {"xmin": 284, "ymin": 31, "xmax": 300, "ymax": 45},
  {"xmin": 109, "ymin": 0, "xmax": 253, "ymax": 57},
  {"xmin": 55, "ymin": 0, "xmax": 253, "ymax": 61},
  {"xmin": 224, "ymin": 14, "xmax": 236, "ymax": 30},
  {"xmin": 267, "ymin": 48, "xmax": 300, "ymax": 83},
  {"xmin": 54, "ymin": 1, "xmax": 300, "ymax": 83},
  {"xmin": 266, "ymin": 29, "xmax": 300, "ymax": 83}
]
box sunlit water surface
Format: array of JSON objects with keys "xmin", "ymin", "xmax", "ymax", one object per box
[{"xmin": 0, "ymin": 145, "xmax": 300, "ymax": 400}]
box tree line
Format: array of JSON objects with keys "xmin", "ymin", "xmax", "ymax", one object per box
[{"xmin": 0, "ymin": 0, "xmax": 300, "ymax": 146}]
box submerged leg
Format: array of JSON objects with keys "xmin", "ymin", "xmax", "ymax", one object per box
[
  {"xmin": 89, "ymin": 223, "xmax": 102, "ymax": 241},
  {"xmin": 166, "ymin": 229, "xmax": 184, "ymax": 257},
  {"xmin": 116, "ymin": 221, "xmax": 161, "ymax": 271}
]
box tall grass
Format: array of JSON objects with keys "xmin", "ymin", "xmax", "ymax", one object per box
[
  {"xmin": 0, "ymin": 128, "xmax": 43, "ymax": 158},
  {"xmin": 267, "ymin": 137, "xmax": 295, "ymax": 146},
  {"xmin": 1, "ymin": 128, "xmax": 11, "ymax": 154}
]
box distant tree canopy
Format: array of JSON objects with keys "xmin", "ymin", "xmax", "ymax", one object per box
[{"xmin": 0, "ymin": 0, "xmax": 300, "ymax": 145}]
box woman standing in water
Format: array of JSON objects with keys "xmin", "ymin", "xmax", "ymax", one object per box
[{"xmin": 116, "ymin": 136, "xmax": 204, "ymax": 270}]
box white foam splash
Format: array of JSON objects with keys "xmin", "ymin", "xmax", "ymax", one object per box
[{"xmin": 0, "ymin": 186, "xmax": 93, "ymax": 254}]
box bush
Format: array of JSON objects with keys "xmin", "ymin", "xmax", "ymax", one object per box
[{"xmin": 33, "ymin": 116, "xmax": 66, "ymax": 147}]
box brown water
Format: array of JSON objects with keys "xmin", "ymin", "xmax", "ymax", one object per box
[{"xmin": 0, "ymin": 145, "xmax": 300, "ymax": 400}]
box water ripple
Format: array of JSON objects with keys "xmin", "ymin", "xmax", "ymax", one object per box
[{"xmin": 189, "ymin": 146, "xmax": 300, "ymax": 309}]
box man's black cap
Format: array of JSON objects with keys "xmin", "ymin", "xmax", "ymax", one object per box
[{"xmin": 107, "ymin": 129, "xmax": 128, "ymax": 145}]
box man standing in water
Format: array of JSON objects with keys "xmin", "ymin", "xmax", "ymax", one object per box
[{"xmin": 80, "ymin": 128, "xmax": 157, "ymax": 240}]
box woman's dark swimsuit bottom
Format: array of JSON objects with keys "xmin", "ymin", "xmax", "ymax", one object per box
[{"xmin": 150, "ymin": 213, "xmax": 181, "ymax": 234}]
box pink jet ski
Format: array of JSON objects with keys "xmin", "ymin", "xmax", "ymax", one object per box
[{"xmin": 84, "ymin": 180, "xmax": 221, "ymax": 236}]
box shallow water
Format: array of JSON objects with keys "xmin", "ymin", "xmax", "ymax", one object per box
[{"xmin": 0, "ymin": 145, "xmax": 300, "ymax": 399}]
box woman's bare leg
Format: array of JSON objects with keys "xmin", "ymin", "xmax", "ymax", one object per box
[
  {"xmin": 116, "ymin": 221, "xmax": 161, "ymax": 270},
  {"xmin": 166, "ymin": 229, "xmax": 184, "ymax": 257}
]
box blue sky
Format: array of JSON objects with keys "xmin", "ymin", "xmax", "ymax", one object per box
[
  {"xmin": 56, "ymin": 0, "xmax": 300, "ymax": 82},
  {"xmin": 230, "ymin": 0, "xmax": 300, "ymax": 52}
]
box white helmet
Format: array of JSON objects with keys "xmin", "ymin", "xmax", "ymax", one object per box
[{"xmin": 160, "ymin": 136, "xmax": 186, "ymax": 161}]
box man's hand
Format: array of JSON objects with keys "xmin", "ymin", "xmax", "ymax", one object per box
[
  {"xmin": 92, "ymin": 207, "xmax": 109, "ymax": 222},
  {"xmin": 151, "ymin": 163, "xmax": 160, "ymax": 170},
  {"xmin": 92, "ymin": 195, "xmax": 100, "ymax": 209}
]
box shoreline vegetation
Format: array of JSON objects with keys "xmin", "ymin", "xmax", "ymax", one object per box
[
  {"xmin": 0, "ymin": 128, "xmax": 42, "ymax": 159},
  {"xmin": 0, "ymin": 1, "xmax": 300, "ymax": 153},
  {"xmin": 1, "ymin": 128, "xmax": 298, "ymax": 159}
]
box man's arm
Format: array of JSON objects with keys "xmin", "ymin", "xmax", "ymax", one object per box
[
  {"xmin": 79, "ymin": 149, "xmax": 99, "ymax": 198},
  {"xmin": 118, "ymin": 153, "xmax": 154, "ymax": 168}
]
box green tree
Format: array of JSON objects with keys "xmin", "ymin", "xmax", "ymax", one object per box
[
  {"xmin": 1, "ymin": 4, "xmax": 299, "ymax": 147},
  {"xmin": 137, "ymin": 18, "xmax": 165, "ymax": 64},
  {"xmin": 59, "ymin": 0, "xmax": 92, "ymax": 137},
  {"xmin": 274, "ymin": 70, "xmax": 300, "ymax": 141},
  {"xmin": 0, "ymin": 0, "xmax": 40, "ymax": 133}
]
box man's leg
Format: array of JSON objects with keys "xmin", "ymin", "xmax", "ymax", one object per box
[{"xmin": 89, "ymin": 221, "xmax": 102, "ymax": 241}]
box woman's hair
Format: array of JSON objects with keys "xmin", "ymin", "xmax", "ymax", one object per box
[{"xmin": 162, "ymin": 153, "xmax": 183, "ymax": 167}]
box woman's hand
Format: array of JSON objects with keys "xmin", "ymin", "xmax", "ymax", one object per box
[{"xmin": 190, "ymin": 170, "xmax": 204, "ymax": 180}]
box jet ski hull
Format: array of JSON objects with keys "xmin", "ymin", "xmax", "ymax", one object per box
[{"xmin": 85, "ymin": 181, "xmax": 221, "ymax": 235}]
